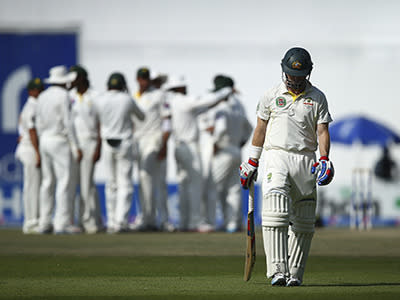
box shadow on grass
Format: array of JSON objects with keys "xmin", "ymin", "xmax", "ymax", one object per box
[
  {"xmin": 304, "ymin": 283, "xmax": 400, "ymax": 287},
  {"xmin": 252, "ymin": 282, "xmax": 400, "ymax": 287}
]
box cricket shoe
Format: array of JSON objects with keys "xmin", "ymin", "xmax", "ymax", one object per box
[
  {"xmin": 54, "ymin": 225, "xmax": 82, "ymax": 235},
  {"xmin": 271, "ymin": 273, "xmax": 287, "ymax": 286},
  {"xmin": 286, "ymin": 277, "xmax": 302, "ymax": 287}
]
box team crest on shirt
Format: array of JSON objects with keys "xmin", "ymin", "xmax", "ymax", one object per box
[
  {"xmin": 303, "ymin": 98, "xmax": 314, "ymax": 106},
  {"xmin": 275, "ymin": 97, "xmax": 286, "ymax": 108}
]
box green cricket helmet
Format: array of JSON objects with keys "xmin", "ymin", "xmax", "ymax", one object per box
[
  {"xmin": 107, "ymin": 72, "xmax": 127, "ymax": 90},
  {"xmin": 281, "ymin": 47, "xmax": 313, "ymax": 77}
]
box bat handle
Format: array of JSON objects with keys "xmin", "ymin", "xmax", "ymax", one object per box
[{"xmin": 248, "ymin": 183, "xmax": 255, "ymax": 213}]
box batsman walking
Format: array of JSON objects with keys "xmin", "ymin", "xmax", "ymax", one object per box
[{"xmin": 240, "ymin": 47, "xmax": 334, "ymax": 286}]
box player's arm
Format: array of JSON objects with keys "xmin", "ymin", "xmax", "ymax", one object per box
[
  {"xmin": 130, "ymin": 98, "xmax": 145, "ymax": 121},
  {"xmin": 250, "ymin": 117, "xmax": 268, "ymax": 161},
  {"xmin": 158, "ymin": 117, "xmax": 171, "ymax": 160},
  {"xmin": 312, "ymin": 122, "xmax": 334, "ymax": 185},
  {"xmin": 65, "ymin": 98, "xmax": 82, "ymax": 162},
  {"xmin": 189, "ymin": 87, "xmax": 232, "ymax": 114},
  {"xmin": 29, "ymin": 128, "xmax": 40, "ymax": 168},
  {"xmin": 317, "ymin": 122, "xmax": 330, "ymax": 157},
  {"xmin": 93, "ymin": 122, "xmax": 102, "ymax": 163},
  {"xmin": 239, "ymin": 117, "xmax": 268, "ymax": 189}
]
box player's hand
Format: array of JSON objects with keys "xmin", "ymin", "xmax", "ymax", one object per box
[
  {"xmin": 35, "ymin": 152, "xmax": 41, "ymax": 168},
  {"xmin": 93, "ymin": 147, "xmax": 101, "ymax": 163},
  {"xmin": 239, "ymin": 159, "xmax": 258, "ymax": 189},
  {"xmin": 311, "ymin": 156, "xmax": 334, "ymax": 186},
  {"xmin": 76, "ymin": 149, "xmax": 83, "ymax": 163},
  {"xmin": 157, "ymin": 145, "xmax": 167, "ymax": 160}
]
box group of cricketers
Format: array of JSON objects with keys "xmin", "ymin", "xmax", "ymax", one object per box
[
  {"xmin": 16, "ymin": 64, "xmax": 253, "ymax": 235},
  {"xmin": 16, "ymin": 46, "xmax": 334, "ymax": 287}
]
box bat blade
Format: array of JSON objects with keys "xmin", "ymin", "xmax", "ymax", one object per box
[{"xmin": 244, "ymin": 185, "xmax": 256, "ymax": 281}]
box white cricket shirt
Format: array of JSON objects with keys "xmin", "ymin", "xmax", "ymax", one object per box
[
  {"xmin": 70, "ymin": 88, "xmax": 100, "ymax": 145},
  {"xmin": 213, "ymin": 95, "xmax": 253, "ymax": 149},
  {"xmin": 165, "ymin": 87, "xmax": 232, "ymax": 143},
  {"xmin": 36, "ymin": 86, "xmax": 77, "ymax": 145},
  {"xmin": 18, "ymin": 96, "xmax": 38, "ymax": 147},
  {"xmin": 133, "ymin": 87, "xmax": 167, "ymax": 140},
  {"xmin": 257, "ymin": 82, "xmax": 332, "ymax": 152},
  {"xmin": 94, "ymin": 90, "xmax": 145, "ymax": 140}
]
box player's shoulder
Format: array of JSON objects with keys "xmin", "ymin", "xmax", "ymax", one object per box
[
  {"xmin": 87, "ymin": 88, "xmax": 100, "ymax": 98},
  {"xmin": 260, "ymin": 82, "xmax": 283, "ymax": 102},
  {"xmin": 307, "ymin": 83, "xmax": 328, "ymax": 103}
]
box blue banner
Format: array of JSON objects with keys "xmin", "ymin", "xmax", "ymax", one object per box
[{"xmin": 0, "ymin": 32, "xmax": 78, "ymax": 225}]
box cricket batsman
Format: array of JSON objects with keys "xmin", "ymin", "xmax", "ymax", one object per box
[{"xmin": 240, "ymin": 47, "xmax": 334, "ymax": 286}]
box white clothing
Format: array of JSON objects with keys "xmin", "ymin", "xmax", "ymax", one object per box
[
  {"xmin": 175, "ymin": 140, "xmax": 203, "ymax": 230},
  {"xmin": 133, "ymin": 88, "xmax": 169, "ymax": 229},
  {"xmin": 70, "ymin": 88, "xmax": 100, "ymax": 143},
  {"xmin": 35, "ymin": 86, "xmax": 78, "ymax": 144},
  {"xmin": 211, "ymin": 95, "xmax": 253, "ymax": 230},
  {"xmin": 165, "ymin": 87, "xmax": 232, "ymax": 143},
  {"xmin": 94, "ymin": 90, "xmax": 144, "ymax": 140},
  {"xmin": 102, "ymin": 139, "xmax": 134, "ymax": 230},
  {"xmin": 15, "ymin": 96, "xmax": 41, "ymax": 232},
  {"xmin": 36, "ymin": 86, "xmax": 76, "ymax": 232},
  {"xmin": 166, "ymin": 87, "xmax": 232, "ymax": 229},
  {"xmin": 133, "ymin": 88, "xmax": 167, "ymax": 139},
  {"xmin": 70, "ymin": 88, "xmax": 102, "ymax": 232},
  {"xmin": 256, "ymin": 81, "xmax": 332, "ymax": 282},
  {"xmin": 262, "ymin": 149, "xmax": 317, "ymax": 200},
  {"xmin": 94, "ymin": 90, "xmax": 145, "ymax": 231},
  {"xmin": 257, "ymin": 82, "xmax": 332, "ymax": 152},
  {"xmin": 39, "ymin": 136, "xmax": 73, "ymax": 232}
]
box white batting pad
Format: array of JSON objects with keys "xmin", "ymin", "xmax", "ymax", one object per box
[
  {"xmin": 288, "ymin": 228, "xmax": 313, "ymax": 281},
  {"xmin": 288, "ymin": 199, "xmax": 316, "ymax": 281},
  {"xmin": 263, "ymin": 226, "xmax": 289, "ymax": 278},
  {"xmin": 262, "ymin": 193, "xmax": 290, "ymax": 227}
]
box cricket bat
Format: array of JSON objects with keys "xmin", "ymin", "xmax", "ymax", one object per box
[{"xmin": 244, "ymin": 183, "xmax": 256, "ymax": 281}]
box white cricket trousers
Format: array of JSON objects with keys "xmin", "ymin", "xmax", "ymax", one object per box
[
  {"xmin": 211, "ymin": 146, "xmax": 242, "ymax": 230},
  {"xmin": 39, "ymin": 136, "xmax": 73, "ymax": 232},
  {"xmin": 137, "ymin": 136, "xmax": 163, "ymax": 228},
  {"xmin": 175, "ymin": 140, "xmax": 203, "ymax": 230},
  {"xmin": 103, "ymin": 139, "xmax": 134, "ymax": 231},
  {"xmin": 198, "ymin": 130, "xmax": 216, "ymax": 225},
  {"xmin": 78, "ymin": 137, "xmax": 102, "ymax": 232},
  {"xmin": 15, "ymin": 145, "xmax": 41, "ymax": 233},
  {"xmin": 157, "ymin": 159, "xmax": 169, "ymax": 226}
]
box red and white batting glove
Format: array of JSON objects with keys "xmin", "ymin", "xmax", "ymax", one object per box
[
  {"xmin": 239, "ymin": 159, "xmax": 259, "ymax": 189},
  {"xmin": 311, "ymin": 156, "xmax": 334, "ymax": 186}
]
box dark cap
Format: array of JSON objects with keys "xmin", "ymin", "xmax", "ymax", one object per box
[
  {"xmin": 213, "ymin": 74, "xmax": 234, "ymax": 91},
  {"xmin": 69, "ymin": 65, "xmax": 88, "ymax": 78},
  {"xmin": 137, "ymin": 67, "xmax": 150, "ymax": 79},
  {"xmin": 107, "ymin": 72, "xmax": 127, "ymax": 90},
  {"xmin": 27, "ymin": 78, "xmax": 44, "ymax": 91}
]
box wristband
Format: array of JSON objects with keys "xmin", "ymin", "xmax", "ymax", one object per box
[
  {"xmin": 248, "ymin": 144, "xmax": 263, "ymax": 160},
  {"xmin": 320, "ymin": 156, "xmax": 329, "ymax": 161}
]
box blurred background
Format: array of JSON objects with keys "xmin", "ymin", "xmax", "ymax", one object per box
[{"xmin": 1, "ymin": 0, "xmax": 399, "ymax": 228}]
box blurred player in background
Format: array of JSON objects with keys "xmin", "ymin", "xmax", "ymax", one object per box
[
  {"xmin": 240, "ymin": 47, "xmax": 333, "ymax": 286},
  {"xmin": 15, "ymin": 78, "xmax": 44, "ymax": 234},
  {"xmin": 36, "ymin": 66, "xmax": 82, "ymax": 234},
  {"xmin": 150, "ymin": 71, "xmax": 175, "ymax": 232},
  {"xmin": 164, "ymin": 76, "xmax": 232, "ymax": 232},
  {"xmin": 94, "ymin": 72, "xmax": 145, "ymax": 233},
  {"xmin": 131, "ymin": 68, "xmax": 171, "ymax": 231},
  {"xmin": 210, "ymin": 75, "xmax": 252, "ymax": 232},
  {"xmin": 69, "ymin": 65, "xmax": 103, "ymax": 234}
]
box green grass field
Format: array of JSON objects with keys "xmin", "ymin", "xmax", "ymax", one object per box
[{"xmin": 1, "ymin": 228, "xmax": 400, "ymax": 299}]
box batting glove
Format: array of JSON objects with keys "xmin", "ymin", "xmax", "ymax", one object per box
[
  {"xmin": 311, "ymin": 156, "xmax": 334, "ymax": 186},
  {"xmin": 239, "ymin": 159, "xmax": 259, "ymax": 189}
]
